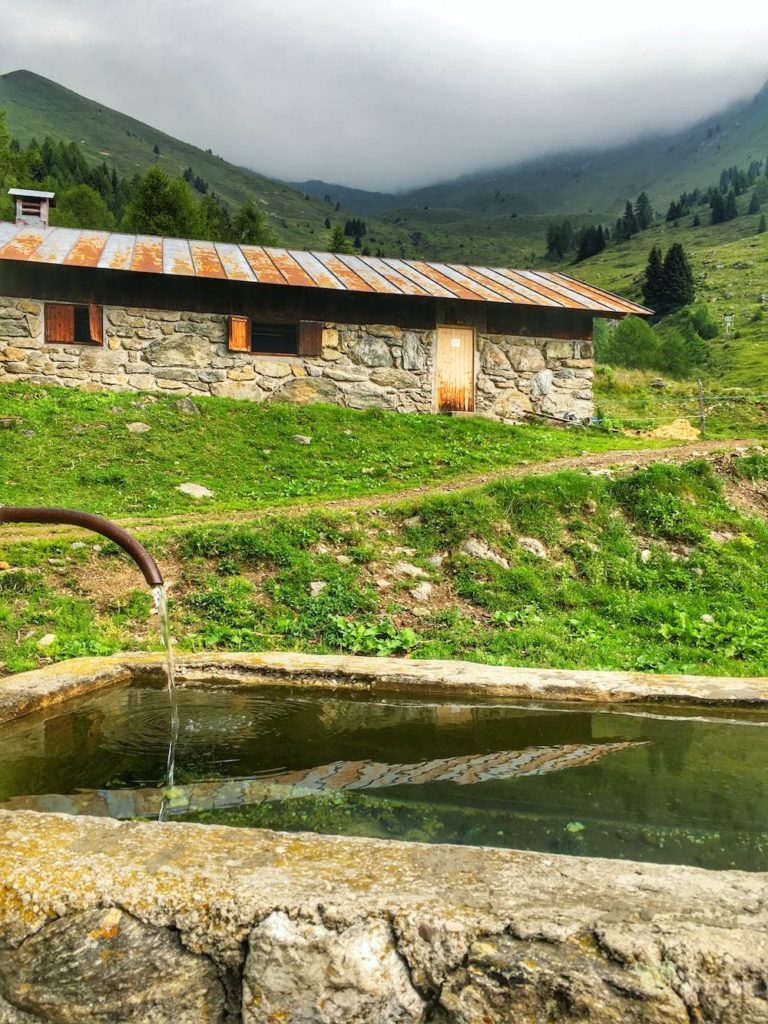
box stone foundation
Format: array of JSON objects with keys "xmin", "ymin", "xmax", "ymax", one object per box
[{"xmin": 0, "ymin": 297, "xmax": 594, "ymax": 419}]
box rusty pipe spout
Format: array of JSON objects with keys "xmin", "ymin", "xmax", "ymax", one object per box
[{"xmin": 0, "ymin": 507, "xmax": 163, "ymax": 588}]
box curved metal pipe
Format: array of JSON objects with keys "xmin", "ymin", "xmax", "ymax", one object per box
[{"xmin": 0, "ymin": 507, "xmax": 163, "ymax": 588}]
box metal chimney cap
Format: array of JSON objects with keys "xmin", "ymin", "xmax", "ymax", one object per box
[{"xmin": 8, "ymin": 188, "xmax": 56, "ymax": 207}]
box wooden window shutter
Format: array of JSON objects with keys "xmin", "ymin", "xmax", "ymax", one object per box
[
  {"xmin": 89, "ymin": 304, "xmax": 104, "ymax": 345},
  {"xmin": 44, "ymin": 303, "xmax": 74, "ymax": 344},
  {"xmin": 228, "ymin": 315, "xmax": 250, "ymax": 352},
  {"xmin": 297, "ymin": 321, "xmax": 323, "ymax": 357}
]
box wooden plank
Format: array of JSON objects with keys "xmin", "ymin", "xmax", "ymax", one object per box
[
  {"xmin": 88, "ymin": 304, "xmax": 104, "ymax": 344},
  {"xmin": 44, "ymin": 303, "xmax": 74, "ymax": 343},
  {"xmin": 297, "ymin": 320, "xmax": 323, "ymax": 356},
  {"xmin": 228, "ymin": 315, "xmax": 250, "ymax": 352},
  {"xmin": 436, "ymin": 326, "xmax": 474, "ymax": 412}
]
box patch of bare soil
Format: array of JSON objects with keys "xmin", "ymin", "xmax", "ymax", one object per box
[{"xmin": 640, "ymin": 419, "xmax": 701, "ymax": 441}]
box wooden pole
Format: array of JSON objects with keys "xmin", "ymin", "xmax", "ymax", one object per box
[{"xmin": 697, "ymin": 378, "xmax": 706, "ymax": 438}]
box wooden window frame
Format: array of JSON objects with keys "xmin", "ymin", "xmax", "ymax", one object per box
[
  {"xmin": 227, "ymin": 316, "xmax": 323, "ymax": 358},
  {"xmin": 44, "ymin": 302, "xmax": 104, "ymax": 346}
]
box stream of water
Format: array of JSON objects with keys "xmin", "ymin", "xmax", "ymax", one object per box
[{"xmin": 152, "ymin": 585, "xmax": 179, "ymax": 822}]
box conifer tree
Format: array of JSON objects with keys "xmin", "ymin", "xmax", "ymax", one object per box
[
  {"xmin": 634, "ymin": 192, "xmax": 653, "ymax": 230},
  {"xmin": 748, "ymin": 192, "xmax": 761, "ymax": 214},
  {"xmin": 327, "ymin": 225, "xmax": 352, "ymax": 253},
  {"xmin": 692, "ymin": 212, "xmax": 701, "ymax": 227},
  {"xmin": 232, "ymin": 199, "xmax": 277, "ymax": 245},
  {"xmin": 758, "ymin": 215, "xmax": 767, "ymax": 234},
  {"xmin": 659, "ymin": 243, "xmax": 695, "ymax": 310},
  {"xmin": 642, "ymin": 245, "xmax": 665, "ymax": 310},
  {"xmin": 724, "ymin": 189, "xmax": 738, "ymax": 220},
  {"xmin": 710, "ymin": 192, "xmax": 725, "ymax": 224},
  {"xmin": 622, "ymin": 200, "xmax": 638, "ymax": 237}
]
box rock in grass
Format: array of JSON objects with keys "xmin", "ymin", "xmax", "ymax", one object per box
[
  {"xmin": 176, "ymin": 483, "xmax": 213, "ymax": 499},
  {"xmin": 126, "ymin": 421, "xmax": 151, "ymax": 434},
  {"xmin": 309, "ymin": 581, "xmax": 327, "ymax": 598},
  {"xmin": 410, "ymin": 582, "xmax": 433, "ymax": 603},
  {"xmin": 394, "ymin": 561, "xmax": 428, "ymax": 578},
  {"xmin": 292, "ymin": 434, "xmax": 312, "ymax": 445},
  {"xmin": 176, "ymin": 397, "xmax": 200, "ymax": 416},
  {"xmin": 37, "ymin": 634, "xmax": 56, "ymax": 649},
  {"xmin": 460, "ymin": 538, "xmax": 509, "ymax": 569},
  {"xmin": 518, "ymin": 536, "xmax": 548, "ymax": 559}
]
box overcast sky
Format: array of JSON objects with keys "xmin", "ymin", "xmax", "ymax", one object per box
[{"xmin": 2, "ymin": 0, "xmax": 767, "ymax": 192}]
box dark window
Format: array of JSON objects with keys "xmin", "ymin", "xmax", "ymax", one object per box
[
  {"xmin": 73, "ymin": 305, "xmax": 92, "ymax": 344},
  {"xmin": 250, "ymin": 322, "xmax": 298, "ymax": 355}
]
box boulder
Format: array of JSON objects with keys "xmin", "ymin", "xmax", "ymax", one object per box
[
  {"xmin": 350, "ymin": 334, "xmax": 393, "ymax": 367},
  {"xmin": 146, "ymin": 336, "xmax": 211, "ymax": 368},
  {"xmin": 369, "ymin": 367, "xmax": 418, "ymax": 389},
  {"xmin": 402, "ymin": 332, "xmax": 427, "ymax": 371},
  {"xmin": 268, "ymin": 377, "xmax": 342, "ymax": 405},
  {"xmin": 506, "ymin": 346, "xmax": 545, "ymax": 373},
  {"xmin": 244, "ymin": 913, "xmax": 424, "ymax": 1024},
  {"xmin": 0, "ymin": 908, "xmax": 225, "ymax": 1023},
  {"xmin": 518, "ymin": 536, "xmax": 548, "ymax": 559},
  {"xmin": 176, "ymin": 483, "xmax": 213, "ymax": 499},
  {"xmin": 460, "ymin": 538, "xmax": 509, "ymax": 568}
]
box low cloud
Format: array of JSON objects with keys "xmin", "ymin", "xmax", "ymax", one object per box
[{"xmin": 1, "ymin": 0, "xmax": 766, "ymax": 191}]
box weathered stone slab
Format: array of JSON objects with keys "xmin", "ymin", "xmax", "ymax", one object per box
[{"xmin": 0, "ymin": 908, "xmax": 225, "ymax": 1023}]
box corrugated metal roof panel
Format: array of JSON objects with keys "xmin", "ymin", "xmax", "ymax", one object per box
[{"xmin": 0, "ymin": 221, "xmax": 651, "ymax": 316}]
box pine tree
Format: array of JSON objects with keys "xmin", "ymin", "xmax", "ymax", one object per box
[
  {"xmin": 748, "ymin": 191, "xmax": 761, "ymax": 214},
  {"xmin": 634, "ymin": 192, "xmax": 654, "ymax": 230},
  {"xmin": 758, "ymin": 215, "xmax": 767, "ymax": 234},
  {"xmin": 724, "ymin": 189, "xmax": 738, "ymax": 220},
  {"xmin": 666, "ymin": 200, "xmax": 680, "ymax": 222},
  {"xmin": 622, "ymin": 200, "xmax": 638, "ymax": 237},
  {"xmin": 659, "ymin": 243, "xmax": 695, "ymax": 310},
  {"xmin": 642, "ymin": 246, "xmax": 665, "ymax": 310},
  {"xmin": 710, "ymin": 192, "xmax": 725, "ymax": 225},
  {"xmin": 692, "ymin": 212, "xmax": 701, "ymax": 227},
  {"xmin": 327, "ymin": 225, "xmax": 352, "ymax": 253}
]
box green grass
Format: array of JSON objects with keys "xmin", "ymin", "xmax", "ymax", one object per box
[
  {"xmin": 0, "ymin": 383, "xmax": 665, "ymax": 518},
  {"xmin": 3, "ymin": 457, "xmax": 768, "ymax": 677}
]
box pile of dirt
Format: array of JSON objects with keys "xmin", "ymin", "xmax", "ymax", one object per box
[{"xmin": 639, "ymin": 419, "xmax": 701, "ymax": 441}]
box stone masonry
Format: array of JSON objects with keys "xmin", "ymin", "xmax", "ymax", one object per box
[{"xmin": 0, "ymin": 296, "xmax": 594, "ymax": 419}]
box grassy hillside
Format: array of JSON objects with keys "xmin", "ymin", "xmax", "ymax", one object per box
[
  {"xmin": 3, "ymin": 455, "xmax": 768, "ymax": 678},
  {"xmin": 572, "ymin": 193, "xmax": 768, "ymax": 389},
  {"xmin": 0, "ymin": 70, "xmax": 407, "ymax": 251},
  {"xmin": 0, "ymin": 384, "xmax": 664, "ymax": 519}
]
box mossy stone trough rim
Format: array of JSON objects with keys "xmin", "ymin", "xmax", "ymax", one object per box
[{"xmin": 0, "ymin": 650, "xmax": 767, "ymax": 726}]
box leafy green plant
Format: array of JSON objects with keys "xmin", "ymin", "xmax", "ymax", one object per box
[{"xmin": 330, "ymin": 617, "xmax": 421, "ymax": 656}]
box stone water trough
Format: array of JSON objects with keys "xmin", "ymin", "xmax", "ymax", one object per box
[{"xmin": 0, "ymin": 651, "xmax": 767, "ymax": 1023}]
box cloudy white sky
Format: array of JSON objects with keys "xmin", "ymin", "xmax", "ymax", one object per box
[{"xmin": 2, "ymin": 0, "xmax": 767, "ymax": 191}]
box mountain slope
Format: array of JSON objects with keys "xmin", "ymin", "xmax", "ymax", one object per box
[
  {"xmin": 305, "ymin": 81, "xmax": 768, "ymax": 221},
  {"xmin": 0, "ymin": 70, "xmax": 353, "ymax": 247}
]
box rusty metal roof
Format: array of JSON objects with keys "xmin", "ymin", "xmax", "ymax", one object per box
[{"xmin": 0, "ymin": 222, "xmax": 650, "ymax": 316}]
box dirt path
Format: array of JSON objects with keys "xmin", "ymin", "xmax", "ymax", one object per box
[{"xmin": 0, "ymin": 438, "xmax": 760, "ymax": 545}]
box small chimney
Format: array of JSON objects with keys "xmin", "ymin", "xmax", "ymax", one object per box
[{"xmin": 8, "ymin": 188, "xmax": 56, "ymax": 228}]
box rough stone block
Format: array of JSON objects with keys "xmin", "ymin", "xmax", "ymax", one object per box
[
  {"xmin": 244, "ymin": 913, "xmax": 424, "ymax": 1024},
  {"xmin": 0, "ymin": 908, "xmax": 226, "ymax": 1023},
  {"xmin": 268, "ymin": 377, "xmax": 341, "ymax": 405}
]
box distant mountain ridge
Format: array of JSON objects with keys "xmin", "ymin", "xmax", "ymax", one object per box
[{"xmin": 298, "ymin": 79, "xmax": 768, "ymax": 219}]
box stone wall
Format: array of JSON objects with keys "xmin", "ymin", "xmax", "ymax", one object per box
[
  {"xmin": 0, "ymin": 811, "xmax": 766, "ymax": 1023},
  {"xmin": 0, "ymin": 296, "xmax": 593, "ymax": 419}
]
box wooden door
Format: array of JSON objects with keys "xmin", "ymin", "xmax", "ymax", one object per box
[{"xmin": 436, "ymin": 326, "xmax": 475, "ymax": 412}]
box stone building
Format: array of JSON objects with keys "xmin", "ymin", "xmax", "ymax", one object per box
[{"xmin": 0, "ymin": 191, "xmax": 649, "ymax": 419}]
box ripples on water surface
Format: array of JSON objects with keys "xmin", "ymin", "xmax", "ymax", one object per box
[{"xmin": 1, "ymin": 682, "xmax": 766, "ymax": 870}]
